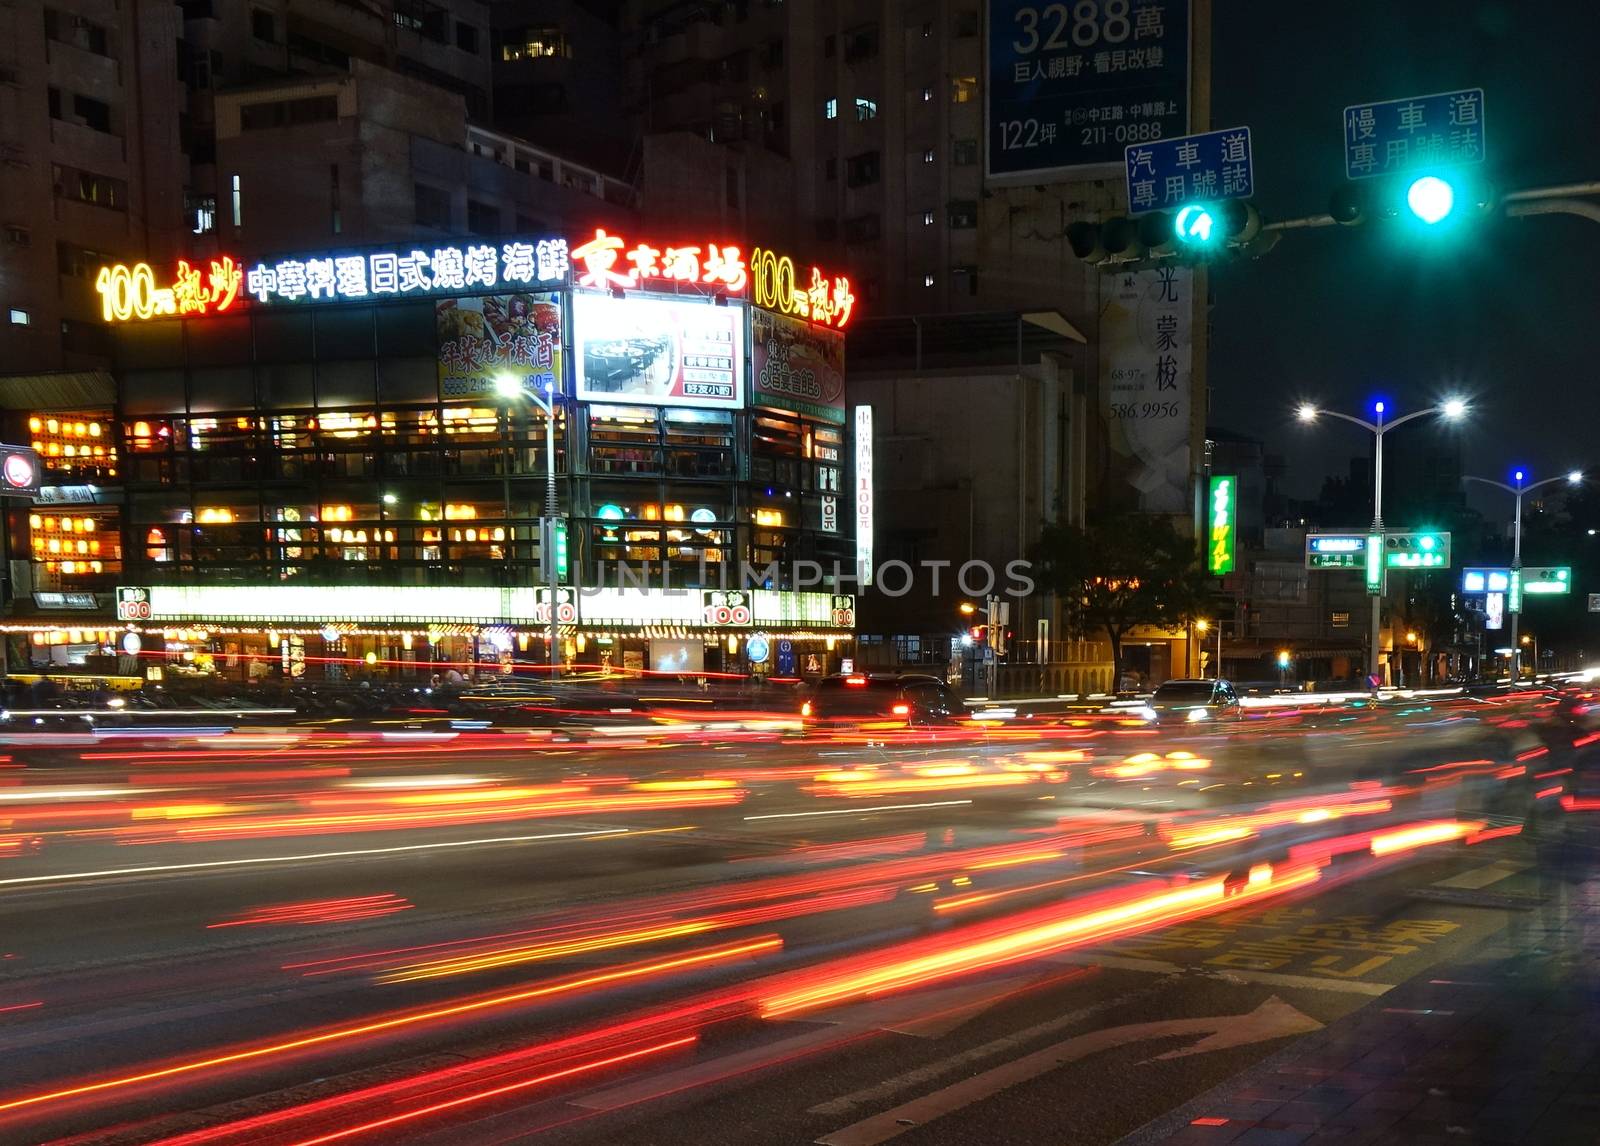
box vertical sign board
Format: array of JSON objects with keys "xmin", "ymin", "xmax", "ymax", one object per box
[
  {"xmin": 1207, "ymin": 475, "xmax": 1236, "ymax": 574},
  {"xmin": 854, "ymin": 405, "xmax": 874, "ymax": 587},
  {"xmin": 1342, "ymin": 88, "xmax": 1485, "ymax": 180},
  {"xmin": 1099, "ymin": 267, "xmax": 1192, "ymax": 513},
  {"xmin": 1125, "ymin": 127, "xmax": 1254, "ymax": 214},
  {"xmin": 986, "ymin": 0, "xmax": 1191, "ymax": 181},
  {"xmin": 1485, "ymin": 590, "xmax": 1505, "ymax": 630}
]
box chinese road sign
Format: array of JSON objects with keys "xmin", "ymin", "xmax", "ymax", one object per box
[
  {"xmin": 1305, "ymin": 533, "xmax": 1368, "ymax": 570},
  {"xmin": 1520, "ymin": 566, "xmax": 1572, "ymax": 595},
  {"xmin": 1462, "ymin": 567, "xmax": 1511, "ymax": 594},
  {"xmin": 1207, "ymin": 475, "xmax": 1236, "ymax": 574},
  {"xmin": 1343, "ymin": 88, "xmax": 1485, "ymax": 180},
  {"xmin": 987, "ymin": 0, "xmax": 1191, "ymax": 181},
  {"xmin": 1384, "ymin": 531, "xmax": 1451, "ymax": 569},
  {"xmin": 1125, "ymin": 126, "xmax": 1253, "ymax": 214}
]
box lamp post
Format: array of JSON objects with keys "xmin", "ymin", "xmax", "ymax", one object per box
[
  {"xmin": 1297, "ymin": 398, "xmax": 1470, "ymax": 686},
  {"xmin": 1521, "ymin": 632, "xmax": 1539, "ymax": 677},
  {"xmin": 1462, "ymin": 469, "xmax": 1581, "ymax": 680},
  {"xmin": 496, "ymin": 373, "xmax": 561, "ymax": 677}
]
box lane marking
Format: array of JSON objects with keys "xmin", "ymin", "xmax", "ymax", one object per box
[
  {"xmin": 807, "ymin": 984, "xmax": 1166, "ymax": 1118},
  {"xmin": 1203, "ymin": 968, "xmax": 1393, "ymax": 997},
  {"xmin": 815, "ymin": 997, "xmax": 1321, "ymax": 1146},
  {"xmin": 1430, "ymin": 860, "xmax": 1529, "ymax": 890},
  {"xmin": 573, "ymin": 1026, "xmax": 852, "ymax": 1112}
]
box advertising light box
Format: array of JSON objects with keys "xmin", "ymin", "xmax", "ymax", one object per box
[{"xmin": 573, "ymin": 292, "xmax": 745, "ymax": 410}]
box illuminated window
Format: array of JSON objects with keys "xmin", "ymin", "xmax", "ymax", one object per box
[
  {"xmin": 8, "ymin": 308, "xmax": 29, "ymax": 325},
  {"xmin": 952, "ymin": 76, "xmax": 977, "ymax": 103},
  {"xmin": 823, "ymin": 98, "xmax": 837, "ymax": 120},
  {"xmin": 923, "ymin": 273, "xmax": 935, "ymax": 287},
  {"xmin": 923, "ymin": 210, "xmax": 934, "ymax": 226},
  {"xmin": 501, "ymin": 27, "xmax": 569, "ymax": 61},
  {"xmin": 922, "ymin": 87, "xmax": 933, "ymax": 102},
  {"xmin": 923, "ymin": 147, "xmax": 935, "ymax": 164},
  {"xmin": 854, "ymin": 97, "xmax": 878, "ymax": 121}
]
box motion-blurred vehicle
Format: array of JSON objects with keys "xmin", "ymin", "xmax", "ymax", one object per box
[
  {"xmin": 800, "ymin": 673, "xmax": 959, "ymax": 725},
  {"xmin": 1147, "ymin": 678, "xmax": 1240, "ymax": 725}
]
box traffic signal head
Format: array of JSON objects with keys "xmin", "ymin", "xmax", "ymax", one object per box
[
  {"xmin": 1406, "ymin": 175, "xmax": 1455, "ymax": 224},
  {"xmin": 1174, "ymin": 204, "xmax": 1219, "ymax": 246}
]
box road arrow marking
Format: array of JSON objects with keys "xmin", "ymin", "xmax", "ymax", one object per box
[{"xmin": 814, "ymin": 996, "xmax": 1321, "ymax": 1146}]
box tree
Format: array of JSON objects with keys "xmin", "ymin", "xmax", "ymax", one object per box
[{"xmin": 1032, "ymin": 514, "xmax": 1210, "ymax": 687}]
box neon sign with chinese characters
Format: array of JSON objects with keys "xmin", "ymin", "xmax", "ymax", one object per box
[
  {"xmin": 93, "ymin": 241, "xmax": 570, "ymax": 321},
  {"xmin": 750, "ymin": 247, "xmax": 854, "ymax": 328},
  {"xmin": 570, "ymin": 229, "xmax": 749, "ymax": 294},
  {"xmin": 243, "ymin": 240, "xmax": 568, "ymax": 305},
  {"xmin": 94, "ymin": 258, "xmax": 243, "ymax": 322}
]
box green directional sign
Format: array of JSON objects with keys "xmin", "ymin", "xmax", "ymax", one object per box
[{"xmin": 1521, "ymin": 566, "xmax": 1571, "ymax": 595}]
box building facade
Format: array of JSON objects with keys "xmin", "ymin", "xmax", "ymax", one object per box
[{"xmin": 2, "ymin": 228, "xmax": 863, "ymax": 681}]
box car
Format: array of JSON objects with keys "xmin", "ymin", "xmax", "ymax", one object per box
[
  {"xmin": 800, "ymin": 673, "xmax": 960, "ymax": 725},
  {"xmin": 1146, "ymin": 678, "xmax": 1241, "ymax": 725}
]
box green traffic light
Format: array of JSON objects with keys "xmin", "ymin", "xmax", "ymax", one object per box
[
  {"xmin": 1174, "ymin": 204, "xmax": 1217, "ymax": 245},
  {"xmin": 1406, "ymin": 175, "xmax": 1455, "ymax": 224}
]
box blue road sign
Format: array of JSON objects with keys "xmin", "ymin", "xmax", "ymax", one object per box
[
  {"xmin": 987, "ymin": 0, "xmax": 1191, "ymax": 180},
  {"xmin": 1125, "ymin": 126, "xmax": 1253, "ymax": 214},
  {"xmin": 1343, "ymin": 88, "xmax": 1485, "ymax": 180},
  {"xmin": 776, "ymin": 639, "xmax": 795, "ymax": 675}
]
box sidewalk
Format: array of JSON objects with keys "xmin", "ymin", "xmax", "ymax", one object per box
[{"xmin": 1118, "ymin": 835, "xmax": 1600, "ymax": 1146}]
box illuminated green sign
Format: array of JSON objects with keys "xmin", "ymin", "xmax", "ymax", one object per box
[
  {"xmin": 1207, "ymin": 475, "xmax": 1236, "ymax": 575},
  {"xmin": 1521, "ymin": 566, "xmax": 1571, "ymax": 595}
]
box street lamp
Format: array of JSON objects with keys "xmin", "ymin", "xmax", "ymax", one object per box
[
  {"xmin": 496, "ymin": 371, "xmax": 562, "ymax": 677},
  {"xmin": 1296, "ymin": 397, "xmax": 1471, "ymax": 685},
  {"xmin": 1195, "ymin": 619, "xmax": 1222, "ymax": 680},
  {"xmin": 1463, "ymin": 468, "xmax": 1581, "ymax": 679}
]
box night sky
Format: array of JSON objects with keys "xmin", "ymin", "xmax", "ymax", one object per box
[{"xmin": 1209, "ymin": 0, "xmax": 1600, "ymax": 519}]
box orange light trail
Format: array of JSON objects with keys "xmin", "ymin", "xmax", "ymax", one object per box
[
  {"xmin": 376, "ymin": 887, "xmax": 890, "ymax": 984},
  {"xmin": 207, "ymin": 894, "xmax": 413, "ymax": 929},
  {"xmin": 0, "ymin": 936, "xmax": 780, "ymax": 1118},
  {"xmin": 278, "ymin": 1036, "xmax": 696, "ymax": 1146},
  {"xmin": 759, "ymin": 862, "xmax": 1321, "ymax": 1018},
  {"xmin": 1368, "ymin": 820, "xmax": 1482, "ymax": 857}
]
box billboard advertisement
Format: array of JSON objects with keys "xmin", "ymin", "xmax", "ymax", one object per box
[
  {"xmin": 572, "ymin": 292, "xmax": 744, "ymax": 410},
  {"xmin": 649, "ymin": 638, "xmax": 705, "ymax": 675},
  {"xmin": 986, "ymin": 0, "xmax": 1191, "ymax": 181},
  {"xmin": 1098, "ymin": 266, "xmax": 1192, "ymax": 513},
  {"xmin": 751, "ymin": 308, "xmax": 846, "ymax": 423},
  {"xmin": 436, "ymin": 292, "xmax": 563, "ymax": 400}
]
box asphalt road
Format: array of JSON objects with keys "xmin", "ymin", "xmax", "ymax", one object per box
[{"xmin": 0, "ymin": 692, "xmax": 1591, "ymax": 1145}]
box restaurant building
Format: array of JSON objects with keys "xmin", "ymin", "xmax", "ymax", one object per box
[{"xmin": 1, "ymin": 230, "xmax": 863, "ymax": 681}]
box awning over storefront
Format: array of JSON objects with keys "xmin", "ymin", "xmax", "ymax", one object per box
[{"xmin": 0, "ymin": 370, "xmax": 115, "ymax": 410}]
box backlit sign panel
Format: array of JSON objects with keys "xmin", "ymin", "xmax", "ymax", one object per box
[
  {"xmin": 1207, "ymin": 475, "xmax": 1236, "ymax": 574},
  {"xmin": 855, "ymin": 405, "xmax": 874, "ymax": 588},
  {"xmin": 1462, "ymin": 567, "xmax": 1511, "ymax": 594},
  {"xmin": 572, "ymin": 292, "xmax": 744, "ymax": 410},
  {"xmin": 1521, "ymin": 566, "xmax": 1572, "ymax": 595},
  {"xmin": 1305, "ymin": 533, "xmax": 1367, "ymax": 570}
]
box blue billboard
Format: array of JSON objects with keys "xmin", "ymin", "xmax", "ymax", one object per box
[{"xmin": 987, "ymin": 0, "xmax": 1191, "ymax": 180}]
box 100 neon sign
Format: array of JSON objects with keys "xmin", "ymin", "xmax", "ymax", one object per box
[{"xmin": 94, "ymin": 258, "xmax": 243, "ymax": 322}]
